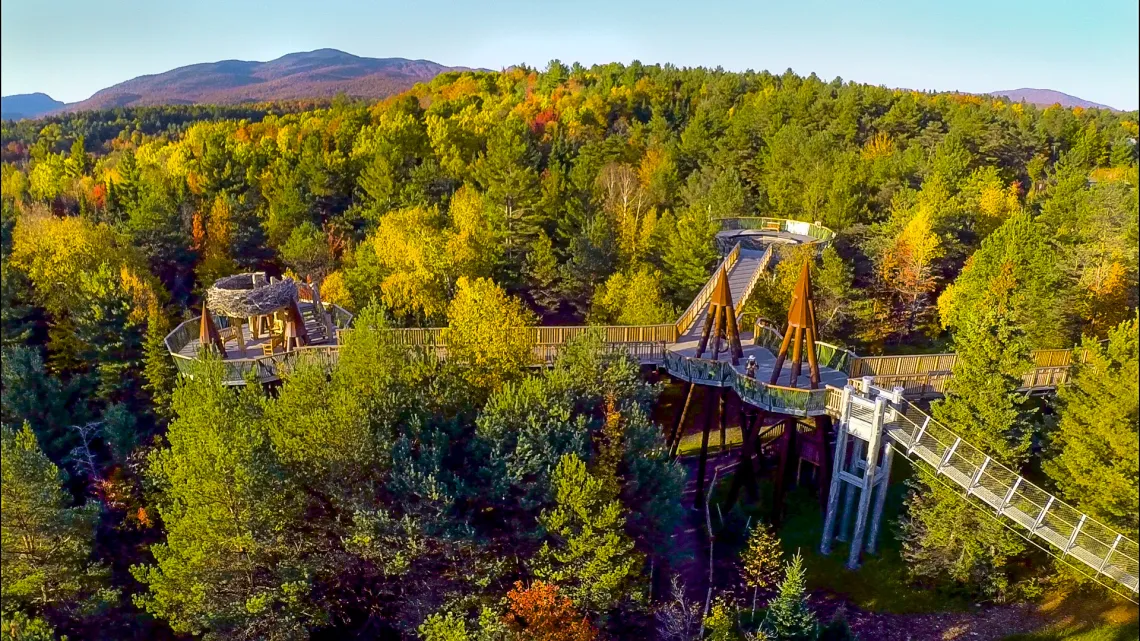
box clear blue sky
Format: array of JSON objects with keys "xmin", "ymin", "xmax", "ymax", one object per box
[{"xmin": 2, "ymin": 0, "xmax": 1137, "ymax": 110}]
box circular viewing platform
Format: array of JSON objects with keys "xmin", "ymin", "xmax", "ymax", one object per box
[{"xmin": 164, "ymin": 273, "xmax": 354, "ymax": 384}]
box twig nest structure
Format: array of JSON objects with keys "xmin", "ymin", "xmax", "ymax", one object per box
[{"xmin": 206, "ymin": 273, "xmax": 298, "ymax": 317}]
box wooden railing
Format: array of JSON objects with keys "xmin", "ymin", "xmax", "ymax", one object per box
[
  {"xmin": 848, "ymin": 349, "xmax": 1082, "ymax": 398},
  {"xmin": 734, "ymin": 244, "xmax": 774, "ymax": 324},
  {"xmin": 675, "ymin": 242, "xmax": 743, "ymax": 336},
  {"xmin": 379, "ymin": 325, "xmax": 677, "ymax": 348}
]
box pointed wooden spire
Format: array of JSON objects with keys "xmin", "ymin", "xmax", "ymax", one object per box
[
  {"xmin": 768, "ymin": 260, "xmax": 820, "ymax": 388},
  {"xmin": 694, "ymin": 266, "xmax": 745, "ymax": 364},
  {"xmin": 199, "ymin": 302, "xmax": 227, "ymax": 357}
]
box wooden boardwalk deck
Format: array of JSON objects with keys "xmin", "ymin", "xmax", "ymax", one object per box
[
  {"xmin": 682, "ymin": 248, "xmax": 769, "ymax": 340},
  {"xmin": 176, "ymin": 301, "xmax": 334, "ymax": 360}
]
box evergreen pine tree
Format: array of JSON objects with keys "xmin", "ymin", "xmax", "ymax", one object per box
[
  {"xmin": 1, "ymin": 424, "xmax": 105, "ymax": 615},
  {"xmin": 661, "ymin": 208, "xmax": 719, "ymax": 304},
  {"xmin": 762, "ymin": 553, "xmax": 817, "ymax": 641},
  {"xmin": 1045, "ymin": 318, "xmax": 1139, "ymax": 538},
  {"xmin": 534, "ymin": 453, "xmax": 643, "ymax": 614},
  {"xmin": 142, "ymin": 306, "xmax": 177, "ymax": 426},
  {"xmin": 900, "ymin": 300, "xmax": 1032, "ymax": 597}
]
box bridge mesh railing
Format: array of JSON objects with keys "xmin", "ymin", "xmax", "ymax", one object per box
[{"xmin": 870, "ymin": 389, "xmax": 1139, "ymax": 595}]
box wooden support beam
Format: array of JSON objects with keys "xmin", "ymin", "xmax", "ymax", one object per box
[
  {"xmin": 805, "ymin": 300, "xmax": 821, "ymax": 388},
  {"xmin": 769, "ymin": 327, "xmax": 793, "ymax": 384},
  {"xmin": 815, "ymin": 414, "xmax": 834, "ymax": 513},
  {"xmin": 771, "ymin": 417, "xmax": 798, "ymax": 526},
  {"xmin": 724, "ymin": 405, "xmax": 754, "ymax": 510},
  {"xmin": 695, "ymin": 306, "xmax": 716, "ymax": 357},
  {"xmin": 718, "ymin": 388, "xmax": 728, "ymax": 449},
  {"xmin": 725, "ymin": 303, "xmax": 743, "ymax": 363},
  {"xmin": 694, "ymin": 387, "xmax": 719, "ymax": 508},
  {"xmin": 667, "ymin": 381, "xmax": 694, "ymax": 456},
  {"xmin": 709, "ymin": 303, "xmax": 725, "ymax": 360},
  {"xmin": 744, "ymin": 411, "xmax": 760, "ymax": 501},
  {"xmin": 789, "ymin": 326, "xmax": 804, "ymax": 388}
]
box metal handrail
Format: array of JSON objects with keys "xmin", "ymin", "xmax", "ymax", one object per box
[{"xmin": 854, "ymin": 386, "xmax": 1139, "ymax": 596}]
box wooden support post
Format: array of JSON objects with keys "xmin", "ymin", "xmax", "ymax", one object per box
[
  {"xmin": 804, "ymin": 295, "xmax": 821, "ymax": 387},
  {"xmin": 695, "ymin": 307, "xmax": 716, "ymax": 357},
  {"xmin": 771, "ymin": 417, "xmax": 798, "ymax": 526},
  {"xmin": 746, "ymin": 412, "xmax": 761, "ymax": 500},
  {"xmin": 694, "ymin": 387, "xmax": 718, "ymax": 509},
  {"xmin": 667, "ymin": 382, "xmax": 694, "ymax": 456},
  {"xmin": 725, "ymin": 304, "xmax": 743, "ymax": 363},
  {"xmin": 718, "ymin": 388, "xmax": 728, "ymax": 450},
  {"xmin": 725, "ymin": 405, "xmax": 754, "ymax": 510},
  {"xmin": 789, "ymin": 326, "xmax": 804, "ymax": 388},
  {"xmin": 769, "ymin": 328, "xmax": 793, "ymax": 385},
  {"xmin": 709, "ymin": 304, "xmax": 725, "ymax": 360}
]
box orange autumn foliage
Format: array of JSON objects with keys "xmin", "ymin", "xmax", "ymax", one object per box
[{"xmin": 504, "ymin": 581, "xmax": 596, "ymax": 641}]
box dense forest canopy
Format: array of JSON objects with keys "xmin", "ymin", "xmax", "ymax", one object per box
[{"xmin": 1, "ymin": 62, "xmax": 1137, "ymax": 640}]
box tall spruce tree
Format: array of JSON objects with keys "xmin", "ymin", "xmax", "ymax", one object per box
[
  {"xmin": 762, "ymin": 553, "xmax": 818, "ymax": 641},
  {"xmin": 901, "ymin": 301, "xmax": 1032, "ymax": 598}
]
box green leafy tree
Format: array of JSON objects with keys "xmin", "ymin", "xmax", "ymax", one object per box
[
  {"xmin": 589, "ymin": 267, "xmax": 676, "ymax": 325},
  {"xmin": 1045, "ymin": 318, "xmax": 1139, "ymax": 538},
  {"xmin": 818, "ymin": 607, "xmax": 858, "ymax": 641},
  {"xmin": 444, "ymin": 277, "xmax": 535, "ymax": 396},
  {"xmin": 0, "ymin": 346, "xmax": 76, "ymax": 461},
  {"xmin": 702, "ymin": 596, "xmax": 737, "ymax": 641},
  {"xmin": 938, "ymin": 211, "xmax": 1066, "ymax": 347},
  {"xmin": 141, "ymin": 306, "xmax": 177, "ymax": 425},
  {"xmin": 0, "ymin": 201, "xmax": 36, "ymax": 347},
  {"xmin": 419, "ymin": 611, "xmax": 470, "ymax": 641},
  {"xmin": 761, "ymin": 553, "xmax": 817, "ymax": 641},
  {"xmin": 662, "ymin": 208, "xmax": 719, "ymax": 303},
  {"xmin": 0, "ymin": 610, "xmax": 58, "ymax": 641},
  {"xmin": 476, "ymin": 118, "xmax": 541, "ymax": 279},
  {"xmin": 71, "ymin": 263, "xmax": 146, "ymax": 408},
  {"xmin": 933, "ymin": 307, "xmax": 1033, "ymax": 465},
  {"xmin": 533, "ymin": 453, "xmax": 643, "ymax": 614},
  {"xmin": 524, "ymin": 231, "xmax": 562, "ymax": 316}
]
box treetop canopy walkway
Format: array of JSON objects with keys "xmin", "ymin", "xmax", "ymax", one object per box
[{"xmin": 163, "ymin": 216, "xmax": 1137, "ymax": 597}]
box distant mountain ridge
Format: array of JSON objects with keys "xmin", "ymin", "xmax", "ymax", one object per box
[
  {"xmin": 1, "ymin": 92, "xmax": 66, "ymax": 120},
  {"xmin": 987, "ymin": 88, "xmax": 1117, "ymax": 111},
  {"xmin": 14, "ymin": 50, "xmax": 477, "ymax": 115},
  {"xmin": 3, "ymin": 54, "xmax": 1125, "ymax": 119}
]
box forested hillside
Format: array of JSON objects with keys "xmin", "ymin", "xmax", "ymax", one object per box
[{"xmin": 1, "ymin": 62, "xmax": 1137, "ymax": 640}]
